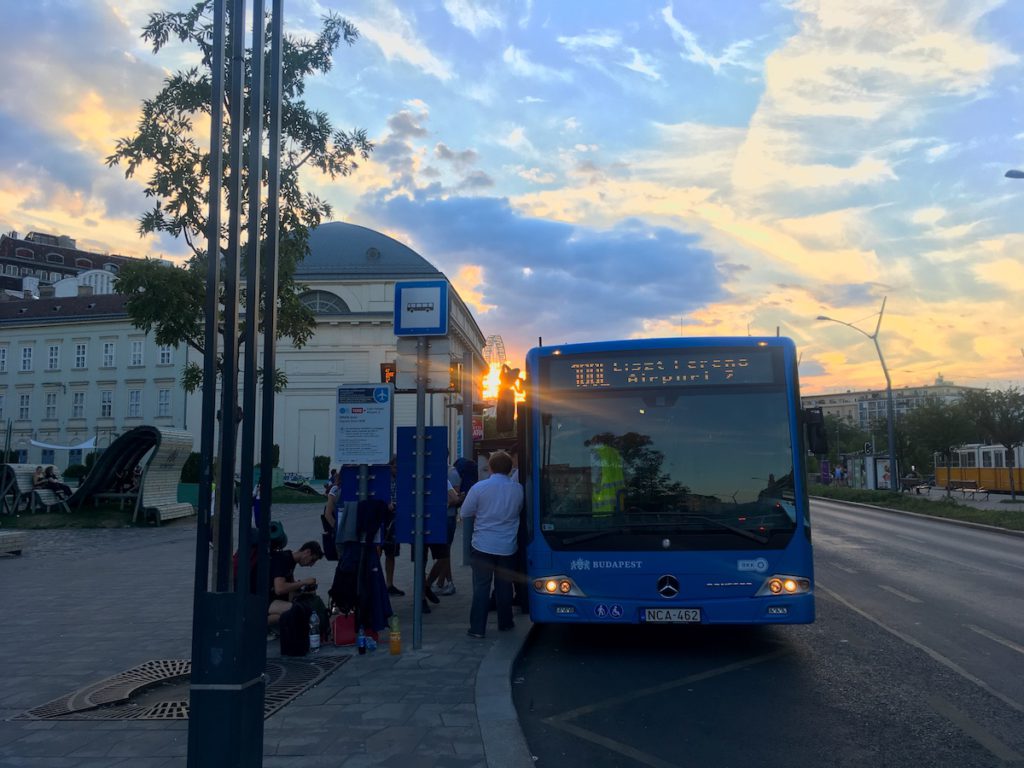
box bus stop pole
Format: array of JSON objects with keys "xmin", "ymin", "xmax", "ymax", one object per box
[{"xmin": 413, "ymin": 335, "xmax": 427, "ymax": 649}]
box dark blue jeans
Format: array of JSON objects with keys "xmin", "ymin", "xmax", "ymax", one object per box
[{"xmin": 469, "ymin": 548, "xmax": 515, "ymax": 636}]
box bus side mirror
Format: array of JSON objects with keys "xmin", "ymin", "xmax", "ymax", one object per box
[{"xmin": 803, "ymin": 407, "xmax": 828, "ymax": 456}]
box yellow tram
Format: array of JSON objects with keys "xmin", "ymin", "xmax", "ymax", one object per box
[{"xmin": 934, "ymin": 443, "xmax": 1024, "ymax": 493}]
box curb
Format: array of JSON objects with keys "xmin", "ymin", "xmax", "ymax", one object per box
[
  {"xmin": 810, "ymin": 495, "xmax": 1024, "ymax": 539},
  {"xmin": 476, "ymin": 619, "xmax": 535, "ymax": 768}
]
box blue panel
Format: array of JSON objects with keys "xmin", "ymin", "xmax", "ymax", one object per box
[
  {"xmin": 394, "ymin": 426, "xmax": 448, "ymax": 544},
  {"xmin": 339, "ymin": 464, "xmax": 392, "ymax": 503}
]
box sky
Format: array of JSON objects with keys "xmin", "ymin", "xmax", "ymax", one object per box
[{"xmin": 2, "ymin": 0, "xmax": 1024, "ymax": 395}]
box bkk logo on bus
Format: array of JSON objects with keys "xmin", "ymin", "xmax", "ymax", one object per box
[
  {"xmin": 570, "ymin": 558, "xmax": 643, "ymax": 571},
  {"xmin": 737, "ymin": 558, "xmax": 769, "ymax": 572}
]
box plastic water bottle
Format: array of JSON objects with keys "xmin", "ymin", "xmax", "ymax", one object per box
[
  {"xmin": 309, "ymin": 611, "xmax": 320, "ymax": 653},
  {"xmin": 357, "ymin": 627, "xmax": 366, "ymax": 655},
  {"xmin": 389, "ymin": 616, "xmax": 402, "ymax": 656},
  {"xmin": 367, "ymin": 634, "xmax": 377, "ymax": 654}
]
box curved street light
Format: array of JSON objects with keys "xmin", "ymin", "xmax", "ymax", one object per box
[
  {"xmin": 817, "ymin": 297, "xmax": 899, "ymax": 489},
  {"xmin": 1006, "ymin": 169, "xmax": 1024, "ymax": 179}
]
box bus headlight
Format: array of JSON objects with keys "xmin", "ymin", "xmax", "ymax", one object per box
[
  {"xmin": 532, "ymin": 576, "xmax": 586, "ymax": 597},
  {"xmin": 755, "ymin": 575, "xmax": 811, "ymax": 597}
]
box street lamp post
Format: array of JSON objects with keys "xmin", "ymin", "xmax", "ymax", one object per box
[{"xmin": 817, "ymin": 297, "xmax": 899, "ymax": 489}]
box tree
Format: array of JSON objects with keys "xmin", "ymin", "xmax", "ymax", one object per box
[
  {"xmin": 959, "ymin": 388, "xmax": 1024, "ymax": 500},
  {"xmin": 106, "ymin": 1, "xmax": 373, "ymax": 391},
  {"xmin": 899, "ymin": 396, "xmax": 972, "ymax": 495}
]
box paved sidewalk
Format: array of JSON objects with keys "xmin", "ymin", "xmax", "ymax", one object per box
[{"xmin": 0, "ymin": 502, "xmax": 534, "ymax": 767}]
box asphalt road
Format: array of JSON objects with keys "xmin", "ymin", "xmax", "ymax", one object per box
[{"xmin": 512, "ymin": 500, "xmax": 1024, "ymax": 768}]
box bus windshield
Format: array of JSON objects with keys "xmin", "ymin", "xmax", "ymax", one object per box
[{"xmin": 538, "ymin": 388, "xmax": 796, "ymax": 551}]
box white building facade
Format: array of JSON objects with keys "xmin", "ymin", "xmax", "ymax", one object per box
[{"xmin": 1, "ymin": 222, "xmax": 488, "ymax": 474}]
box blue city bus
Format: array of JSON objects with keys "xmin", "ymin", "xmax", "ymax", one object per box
[{"xmin": 521, "ymin": 337, "xmax": 826, "ymax": 625}]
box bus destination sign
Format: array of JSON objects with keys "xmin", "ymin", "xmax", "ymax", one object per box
[{"xmin": 546, "ymin": 349, "xmax": 777, "ymax": 390}]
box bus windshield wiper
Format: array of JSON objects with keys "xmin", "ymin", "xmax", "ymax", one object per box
[{"xmin": 687, "ymin": 515, "xmax": 769, "ymax": 544}]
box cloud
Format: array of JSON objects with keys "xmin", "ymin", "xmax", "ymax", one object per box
[
  {"xmin": 435, "ymin": 143, "xmax": 479, "ymax": 171},
  {"xmin": 557, "ymin": 31, "xmax": 621, "ymax": 51},
  {"xmin": 358, "ymin": 193, "xmax": 726, "ymax": 354},
  {"xmin": 355, "ymin": 9, "xmax": 454, "ymax": 81},
  {"xmin": 503, "ymin": 46, "xmax": 571, "ymax": 81},
  {"xmin": 620, "ymin": 49, "xmax": 662, "ymax": 80},
  {"xmin": 443, "ymin": 0, "xmax": 504, "ymax": 36},
  {"xmin": 661, "ymin": 3, "xmax": 758, "ymax": 74}
]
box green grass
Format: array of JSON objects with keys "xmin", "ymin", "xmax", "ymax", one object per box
[
  {"xmin": 0, "ymin": 506, "xmax": 135, "ymax": 529},
  {"xmin": 812, "ymin": 485, "xmax": 1024, "ymax": 532}
]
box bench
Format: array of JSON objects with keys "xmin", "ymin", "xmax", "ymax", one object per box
[
  {"xmin": 946, "ymin": 479, "xmax": 989, "ymax": 500},
  {"xmin": 133, "ymin": 430, "xmax": 195, "ymax": 525},
  {"xmin": 0, "ymin": 530, "xmax": 26, "ymax": 556},
  {"xmin": 0, "ymin": 464, "xmax": 70, "ymax": 515},
  {"xmin": 899, "ymin": 477, "xmax": 931, "ymax": 494},
  {"xmin": 92, "ymin": 491, "xmax": 140, "ymax": 511}
]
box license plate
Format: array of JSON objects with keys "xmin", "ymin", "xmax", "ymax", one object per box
[{"xmin": 643, "ymin": 607, "xmax": 701, "ymax": 623}]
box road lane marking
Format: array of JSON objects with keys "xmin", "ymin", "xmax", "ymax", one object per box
[
  {"xmin": 832, "ymin": 563, "xmax": 858, "ymax": 574},
  {"xmin": 544, "ymin": 648, "xmax": 788, "ymax": 722},
  {"xmin": 819, "ymin": 583, "xmax": 1024, "ymax": 716},
  {"xmin": 925, "ymin": 694, "xmax": 1024, "ymax": 763},
  {"xmin": 545, "ymin": 720, "xmax": 681, "ymax": 768},
  {"xmin": 967, "ymin": 624, "xmax": 1024, "ymax": 657},
  {"xmin": 541, "ymin": 649, "xmax": 788, "ymax": 768},
  {"xmin": 878, "ymin": 584, "xmax": 922, "ymax": 603}
]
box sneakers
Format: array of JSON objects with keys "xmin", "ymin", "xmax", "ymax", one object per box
[
  {"xmin": 466, "ymin": 630, "xmax": 484, "ymax": 639},
  {"xmin": 387, "ymin": 585, "xmax": 406, "ymax": 596},
  {"xmin": 438, "ymin": 583, "xmax": 456, "ymax": 596}
]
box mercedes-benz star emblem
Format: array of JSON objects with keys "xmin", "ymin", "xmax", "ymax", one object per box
[{"xmin": 657, "ymin": 574, "xmax": 680, "ymax": 598}]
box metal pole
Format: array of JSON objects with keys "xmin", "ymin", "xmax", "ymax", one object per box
[{"xmin": 413, "ymin": 335, "xmax": 426, "ymax": 649}]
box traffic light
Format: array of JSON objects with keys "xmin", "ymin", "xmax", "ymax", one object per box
[
  {"xmin": 449, "ymin": 361, "xmax": 462, "ymax": 392},
  {"xmin": 495, "ymin": 363, "xmax": 519, "ymax": 433},
  {"xmin": 380, "ymin": 362, "xmax": 396, "ymax": 385}
]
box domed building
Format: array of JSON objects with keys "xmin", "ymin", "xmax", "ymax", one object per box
[{"xmin": 269, "ymin": 222, "xmax": 487, "ymax": 473}]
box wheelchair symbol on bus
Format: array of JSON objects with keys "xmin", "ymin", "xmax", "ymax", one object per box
[{"xmin": 609, "ymin": 604, "xmax": 623, "ymax": 618}]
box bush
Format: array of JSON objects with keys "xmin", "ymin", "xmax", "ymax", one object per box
[
  {"xmin": 63, "ymin": 463, "xmax": 87, "ymax": 480},
  {"xmin": 180, "ymin": 452, "xmax": 202, "ymax": 483},
  {"xmin": 313, "ymin": 455, "xmax": 330, "ymax": 480}
]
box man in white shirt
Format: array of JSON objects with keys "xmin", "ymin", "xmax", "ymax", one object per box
[{"xmin": 459, "ymin": 450, "xmax": 523, "ymax": 638}]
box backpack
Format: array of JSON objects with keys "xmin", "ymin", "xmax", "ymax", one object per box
[
  {"xmin": 232, "ymin": 520, "xmax": 289, "ymax": 594},
  {"xmin": 455, "ymin": 457, "xmax": 478, "ymax": 494},
  {"xmin": 279, "ymin": 601, "xmax": 311, "ymax": 657}
]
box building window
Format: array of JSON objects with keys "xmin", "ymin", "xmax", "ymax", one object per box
[
  {"xmin": 103, "ymin": 342, "xmax": 115, "ymax": 367},
  {"xmin": 47, "ymin": 345, "xmax": 59, "ymax": 370},
  {"xmin": 20, "ymin": 347, "xmax": 32, "ymax": 372},
  {"xmin": 101, "ymin": 390, "xmax": 113, "ymax": 418},
  {"xmin": 50, "ymin": 272, "xmax": 62, "ymax": 282},
  {"xmin": 129, "ymin": 340, "xmax": 143, "ymax": 366},
  {"xmin": 45, "ymin": 392, "xmax": 57, "ymax": 419},
  {"xmin": 41, "ymin": 448, "xmax": 55, "ymax": 465},
  {"xmin": 72, "ymin": 392, "xmax": 85, "ymax": 418},
  {"xmin": 0, "ymin": 347, "xmax": 7, "ymax": 372},
  {"xmin": 158, "ymin": 388, "xmax": 171, "ymax": 417},
  {"xmin": 103, "ymin": 263, "xmax": 120, "ymax": 274},
  {"xmin": 298, "ymin": 290, "xmax": 351, "ymax": 315},
  {"xmin": 4, "ymin": 265, "xmax": 16, "ymax": 276},
  {"xmin": 45, "ymin": 253, "xmax": 64, "ymax": 264},
  {"xmin": 128, "ymin": 389, "xmax": 142, "ymax": 418},
  {"xmin": 74, "ymin": 343, "xmax": 86, "ymax": 369},
  {"xmin": 15, "ymin": 247, "xmax": 34, "ymax": 260},
  {"xmin": 18, "ymin": 394, "xmax": 30, "ymax": 420},
  {"xmin": 69, "ymin": 449, "xmax": 82, "ymax": 466},
  {"xmin": 75, "ymin": 258, "xmax": 93, "ymax": 269},
  {"xmin": 158, "ymin": 345, "xmax": 173, "ymax": 365}
]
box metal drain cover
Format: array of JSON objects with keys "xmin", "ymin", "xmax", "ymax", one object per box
[{"xmin": 19, "ymin": 656, "xmax": 348, "ymax": 721}]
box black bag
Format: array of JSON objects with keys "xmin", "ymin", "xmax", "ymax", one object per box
[
  {"xmin": 279, "ymin": 601, "xmax": 311, "ymax": 657},
  {"xmin": 321, "ymin": 531, "xmax": 338, "ymax": 561}
]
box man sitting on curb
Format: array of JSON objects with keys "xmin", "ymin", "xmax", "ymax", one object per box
[{"xmin": 268, "ymin": 541, "xmax": 324, "ymax": 626}]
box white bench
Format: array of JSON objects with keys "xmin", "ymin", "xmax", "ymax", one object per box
[{"xmin": 0, "ymin": 464, "xmax": 70, "ymax": 515}]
